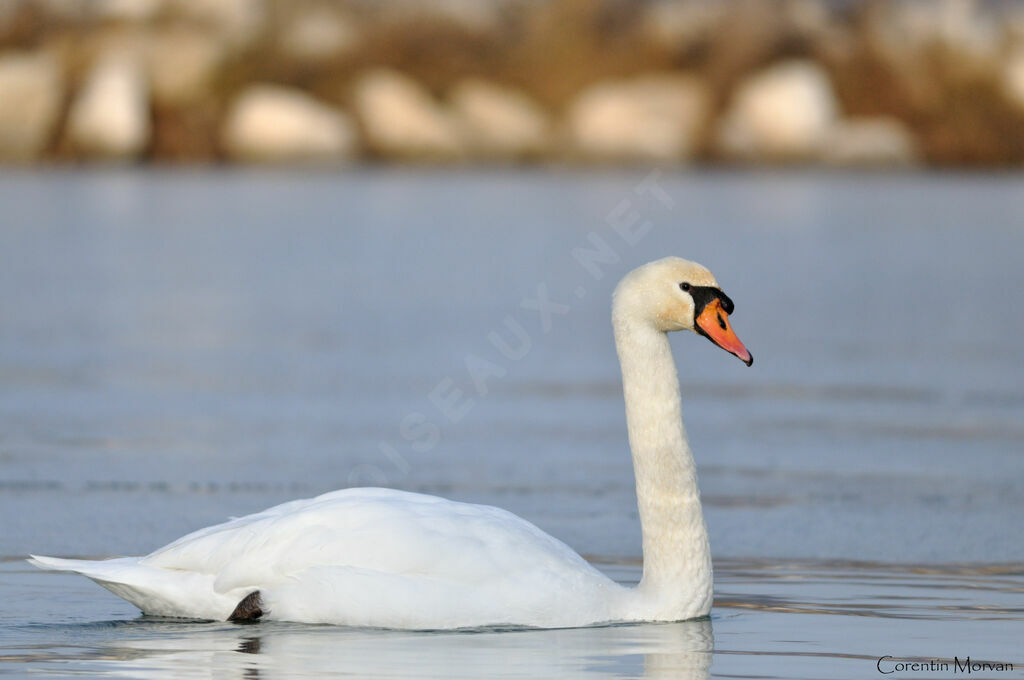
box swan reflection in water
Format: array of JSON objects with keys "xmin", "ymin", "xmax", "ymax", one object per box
[{"xmin": 74, "ymin": 618, "xmax": 713, "ymax": 679}]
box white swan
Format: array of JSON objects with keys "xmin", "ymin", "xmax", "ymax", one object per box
[{"xmin": 30, "ymin": 257, "xmax": 752, "ymax": 629}]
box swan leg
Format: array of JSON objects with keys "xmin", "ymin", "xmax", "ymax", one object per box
[{"xmin": 228, "ymin": 591, "xmax": 263, "ymax": 622}]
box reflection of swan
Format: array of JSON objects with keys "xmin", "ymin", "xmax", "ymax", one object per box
[
  {"xmin": 74, "ymin": 619, "xmax": 713, "ymax": 680},
  {"xmin": 31, "ymin": 258, "xmax": 751, "ymax": 628}
]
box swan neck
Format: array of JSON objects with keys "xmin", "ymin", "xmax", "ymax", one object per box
[{"xmin": 614, "ymin": 316, "xmax": 713, "ymax": 618}]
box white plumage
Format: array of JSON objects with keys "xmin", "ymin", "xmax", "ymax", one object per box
[
  {"xmin": 31, "ymin": 257, "xmax": 751, "ymax": 629},
  {"xmin": 34, "ymin": 488, "xmax": 622, "ymax": 627}
]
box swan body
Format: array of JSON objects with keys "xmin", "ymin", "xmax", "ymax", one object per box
[
  {"xmin": 32, "ymin": 488, "xmax": 625, "ymax": 627},
  {"xmin": 30, "ymin": 257, "xmax": 752, "ymax": 629}
]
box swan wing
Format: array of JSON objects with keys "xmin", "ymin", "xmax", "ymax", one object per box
[{"xmin": 142, "ymin": 488, "xmax": 612, "ymax": 607}]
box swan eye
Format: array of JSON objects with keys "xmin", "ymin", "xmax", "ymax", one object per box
[{"xmin": 679, "ymin": 282, "xmax": 691, "ymax": 292}]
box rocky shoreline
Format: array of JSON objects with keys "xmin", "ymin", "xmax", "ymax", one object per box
[{"xmin": 1, "ymin": 0, "xmax": 1023, "ymax": 166}]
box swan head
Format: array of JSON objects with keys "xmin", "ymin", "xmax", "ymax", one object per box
[{"xmin": 613, "ymin": 256, "xmax": 753, "ymax": 366}]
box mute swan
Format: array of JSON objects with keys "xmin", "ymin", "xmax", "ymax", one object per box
[{"xmin": 30, "ymin": 257, "xmax": 752, "ymax": 629}]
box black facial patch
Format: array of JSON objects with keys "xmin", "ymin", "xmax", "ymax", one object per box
[{"xmin": 687, "ymin": 285, "xmax": 735, "ymax": 318}]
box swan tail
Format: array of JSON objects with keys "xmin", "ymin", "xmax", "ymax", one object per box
[
  {"xmin": 28, "ymin": 554, "xmax": 141, "ymax": 579},
  {"xmin": 28, "ymin": 554, "xmax": 236, "ymax": 620}
]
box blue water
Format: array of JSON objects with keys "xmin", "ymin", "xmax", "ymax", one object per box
[{"xmin": 0, "ymin": 169, "xmax": 1022, "ymax": 678}]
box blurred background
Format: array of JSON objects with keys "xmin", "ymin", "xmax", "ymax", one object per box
[{"xmin": 2, "ymin": 0, "xmax": 1024, "ymax": 167}]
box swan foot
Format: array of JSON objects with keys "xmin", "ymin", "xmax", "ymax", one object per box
[{"xmin": 228, "ymin": 591, "xmax": 263, "ymax": 622}]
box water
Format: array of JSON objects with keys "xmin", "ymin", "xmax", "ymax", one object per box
[{"xmin": 1, "ymin": 169, "xmax": 1022, "ymax": 678}]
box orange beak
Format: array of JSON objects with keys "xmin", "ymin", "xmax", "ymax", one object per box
[{"xmin": 695, "ymin": 298, "xmax": 753, "ymax": 366}]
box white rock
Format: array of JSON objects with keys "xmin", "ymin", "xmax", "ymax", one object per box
[
  {"xmin": 40, "ymin": 0, "xmax": 161, "ymax": 22},
  {"xmin": 1003, "ymin": 44, "xmax": 1024, "ymax": 110},
  {"xmin": 823, "ymin": 117, "xmax": 918, "ymax": 166},
  {"xmin": 35, "ymin": 0, "xmax": 89, "ymax": 21},
  {"xmin": 68, "ymin": 52, "xmax": 150, "ymax": 159},
  {"xmin": 924, "ymin": 0, "xmax": 998, "ymax": 60},
  {"xmin": 166, "ymin": 0, "xmax": 266, "ymax": 50},
  {"xmin": 0, "ymin": 1, "xmax": 26, "ymax": 33},
  {"xmin": 642, "ymin": 2, "xmax": 723, "ymax": 51},
  {"xmin": 566, "ymin": 74, "xmax": 708, "ymax": 162},
  {"xmin": 0, "ymin": 51, "xmax": 64, "ymax": 161},
  {"xmin": 222, "ymin": 85, "xmax": 357, "ymax": 162},
  {"xmin": 429, "ymin": 0, "xmax": 502, "ymax": 32},
  {"xmin": 1007, "ymin": 7, "xmax": 1024, "ymax": 43},
  {"xmin": 717, "ymin": 60, "xmax": 839, "ymax": 160},
  {"xmin": 377, "ymin": 0, "xmax": 500, "ymax": 34},
  {"xmin": 147, "ymin": 29, "xmax": 224, "ymax": 106},
  {"xmin": 95, "ymin": 0, "xmax": 164, "ymax": 22},
  {"xmin": 278, "ymin": 6, "xmax": 360, "ymax": 63},
  {"xmin": 785, "ymin": 0, "xmax": 831, "ymax": 34},
  {"xmin": 870, "ymin": 1, "xmax": 997, "ymax": 62},
  {"xmin": 449, "ymin": 79, "xmax": 549, "ymax": 158},
  {"xmin": 352, "ymin": 69, "xmax": 465, "ymax": 159}
]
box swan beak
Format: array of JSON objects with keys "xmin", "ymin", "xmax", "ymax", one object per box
[{"xmin": 696, "ymin": 298, "xmax": 753, "ymax": 366}]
